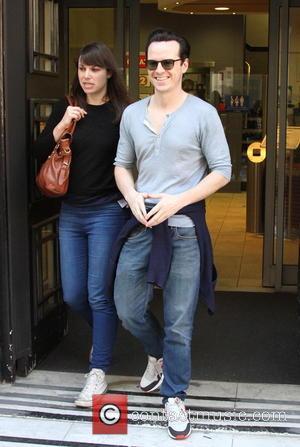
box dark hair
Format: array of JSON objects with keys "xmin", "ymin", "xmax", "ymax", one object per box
[
  {"xmin": 145, "ymin": 28, "xmax": 190, "ymax": 60},
  {"xmin": 70, "ymin": 41, "xmax": 130, "ymax": 122}
]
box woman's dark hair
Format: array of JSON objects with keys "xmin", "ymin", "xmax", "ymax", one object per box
[
  {"xmin": 145, "ymin": 28, "xmax": 190, "ymax": 60},
  {"xmin": 70, "ymin": 41, "xmax": 130, "ymax": 122}
]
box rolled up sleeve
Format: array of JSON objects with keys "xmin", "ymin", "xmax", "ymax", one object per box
[
  {"xmin": 200, "ymin": 108, "xmax": 232, "ymax": 180},
  {"xmin": 114, "ymin": 109, "xmax": 136, "ymax": 169}
]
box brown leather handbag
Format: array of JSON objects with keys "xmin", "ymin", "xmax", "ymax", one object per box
[{"xmin": 36, "ymin": 97, "xmax": 76, "ymax": 197}]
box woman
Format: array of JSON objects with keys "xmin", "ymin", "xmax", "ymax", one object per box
[{"xmin": 33, "ymin": 42, "xmax": 130, "ymax": 407}]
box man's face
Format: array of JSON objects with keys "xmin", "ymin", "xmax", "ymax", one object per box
[{"xmin": 147, "ymin": 40, "xmax": 189, "ymax": 94}]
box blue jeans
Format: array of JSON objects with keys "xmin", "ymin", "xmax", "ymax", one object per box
[
  {"xmin": 59, "ymin": 200, "xmax": 129, "ymax": 372},
  {"xmin": 114, "ymin": 225, "xmax": 201, "ymax": 399}
]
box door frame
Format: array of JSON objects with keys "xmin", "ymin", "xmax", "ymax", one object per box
[
  {"xmin": 263, "ymin": 0, "xmax": 299, "ymax": 289},
  {"xmin": 0, "ymin": 0, "xmax": 31, "ymax": 381}
]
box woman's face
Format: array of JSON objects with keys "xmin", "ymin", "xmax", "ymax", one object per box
[{"xmin": 78, "ymin": 57, "xmax": 110, "ymax": 100}]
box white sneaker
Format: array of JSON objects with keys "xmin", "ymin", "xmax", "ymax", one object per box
[
  {"xmin": 165, "ymin": 397, "xmax": 191, "ymax": 439},
  {"xmin": 74, "ymin": 368, "xmax": 107, "ymax": 408},
  {"xmin": 140, "ymin": 355, "xmax": 163, "ymax": 392}
]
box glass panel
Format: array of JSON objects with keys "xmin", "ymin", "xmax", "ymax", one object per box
[
  {"xmin": 29, "ymin": 99, "xmax": 58, "ymax": 202},
  {"xmin": 68, "ymin": 8, "xmax": 115, "ymax": 88},
  {"xmin": 40, "ymin": 223, "xmax": 56, "ymax": 297},
  {"xmin": 41, "ymin": 239, "xmax": 55, "ymax": 295},
  {"xmin": 30, "ymin": 0, "xmax": 59, "ymax": 73},
  {"xmin": 34, "ymin": 219, "xmax": 61, "ymax": 322},
  {"xmin": 32, "ymin": 101, "xmax": 56, "ymax": 139},
  {"xmin": 283, "ymin": 7, "xmax": 300, "ymax": 267}
]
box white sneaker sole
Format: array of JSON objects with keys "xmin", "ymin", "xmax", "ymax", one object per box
[{"xmin": 168, "ymin": 423, "xmax": 192, "ymax": 440}]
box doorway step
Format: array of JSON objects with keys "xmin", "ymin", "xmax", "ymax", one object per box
[{"xmin": 0, "ymin": 369, "xmax": 300, "ymax": 446}]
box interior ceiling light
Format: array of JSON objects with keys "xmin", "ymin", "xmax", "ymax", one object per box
[{"xmin": 215, "ymin": 7, "xmax": 230, "ymax": 10}]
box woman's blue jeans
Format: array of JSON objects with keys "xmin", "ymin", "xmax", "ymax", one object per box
[
  {"xmin": 114, "ymin": 225, "xmax": 201, "ymax": 399},
  {"xmin": 59, "ymin": 200, "xmax": 129, "ymax": 372}
]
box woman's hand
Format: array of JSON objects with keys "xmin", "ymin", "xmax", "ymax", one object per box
[
  {"xmin": 53, "ymin": 106, "xmax": 87, "ymax": 142},
  {"xmin": 60, "ymin": 106, "xmax": 87, "ymax": 128}
]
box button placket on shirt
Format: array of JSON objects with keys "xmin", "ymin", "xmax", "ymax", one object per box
[{"xmin": 147, "ymin": 113, "xmax": 173, "ymax": 155}]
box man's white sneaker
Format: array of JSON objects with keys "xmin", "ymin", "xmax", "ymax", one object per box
[
  {"xmin": 74, "ymin": 368, "xmax": 107, "ymax": 408},
  {"xmin": 165, "ymin": 397, "xmax": 191, "ymax": 440},
  {"xmin": 140, "ymin": 355, "xmax": 163, "ymax": 392}
]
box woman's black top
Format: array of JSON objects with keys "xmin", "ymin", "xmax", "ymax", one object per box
[{"xmin": 33, "ymin": 97, "xmax": 123, "ymax": 204}]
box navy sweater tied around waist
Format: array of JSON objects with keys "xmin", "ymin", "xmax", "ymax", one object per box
[{"xmin": 106, "ymin": 201, "xmax": 217, "ymax": 314}]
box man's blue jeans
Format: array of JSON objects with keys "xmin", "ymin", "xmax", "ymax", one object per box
[
  {"xmin": 59, "ymin": 200, "xmax": 129, "ymax": 372},
  {"xmin": 114, "ymin": 225, "xmax": 201, "ymax": 399}
]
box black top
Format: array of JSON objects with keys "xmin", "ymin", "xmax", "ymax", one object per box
[{"xmin": 33, "ymin": 97, "xmax": 122, "ymax": 203}]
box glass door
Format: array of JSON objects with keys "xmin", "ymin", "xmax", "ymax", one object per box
[
  {"xmin": 263, "ymin": 0, "xmax": 300, "ymax": 288},
  {"xmin": 27, "ymin": 0, "xmax": 140, "ymax": 367},
  {"xmin": 66, "ymin": 0, "xmax": 140, "ymax": 99}
]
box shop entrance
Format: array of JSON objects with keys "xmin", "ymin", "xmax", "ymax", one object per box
[
  {"xmin": 67, "ymin": 1, "xmax": 272, "ymax": 290},
  {"xmin": 36, "ymin": 0, "xmax": 299, "ymax": 379},
  {"xmin": 1, "ymin": 0, "xmax": 299, "ymax": 382}
]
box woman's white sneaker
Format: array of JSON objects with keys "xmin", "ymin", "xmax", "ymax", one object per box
[
  {"xmin": 140, "ymin": 355, "xmax": 164, "ymax": 392},
  {"xmin": 165, "ymin": 397, "xmax": 191, "ymax": 439},
  {"xmin": 75, "ymin": 368, "xmax": 107, "ymax": 408}
]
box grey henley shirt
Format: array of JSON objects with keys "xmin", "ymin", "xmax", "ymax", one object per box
[{"xmin": 115, "ymin": 94, "xmax": 232, "ymax": 226}]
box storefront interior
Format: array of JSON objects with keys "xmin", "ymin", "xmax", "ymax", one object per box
[{"xmin": 66, "ymin": 2, "xmax": 300, "ymax": 291}]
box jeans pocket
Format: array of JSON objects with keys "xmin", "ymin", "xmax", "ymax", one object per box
[
  {"xmin": 127, "ymin": 224, "xmax": 147, "ymax": 240},
  {"xmin": 174, "ymin": 226, "xmax": 197, "ymax": 239}
]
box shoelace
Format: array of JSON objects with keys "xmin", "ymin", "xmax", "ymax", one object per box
[
  {"xmin": 144, "ymin": 361, "xmax": 156, "ymax": 378},
  {"xmin": 145, "ymin": 358, "xmax": 162, "ymax": 378},
  {"xmin": 166, "ymin": 398, "xmax": 188, "ymax": 420}
]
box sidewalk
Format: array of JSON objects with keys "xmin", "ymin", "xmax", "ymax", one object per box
[{"xmin": 0, "ymin": 370, "xmax": 300, "ymax": 446}]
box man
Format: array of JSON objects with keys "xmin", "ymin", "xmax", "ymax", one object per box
[{"xmin": 113, "ymin": 29, "xmax": 231, "ymax": 439}]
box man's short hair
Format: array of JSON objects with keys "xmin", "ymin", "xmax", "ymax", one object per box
[{"xmin": 145, "ymin": 28, "xmax": 190, "ymax": 60}]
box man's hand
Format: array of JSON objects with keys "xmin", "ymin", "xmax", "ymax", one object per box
[
  {"xmin": 145, "ymin": 193, "xmax": 185, "ymax": 227},
  {"xmin": 126, "ymin": 191, "xmax": 149, "ymax": 225}
]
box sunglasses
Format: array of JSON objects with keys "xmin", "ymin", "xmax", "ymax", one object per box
[{"xmin": 146, "ymin": 58, "xmax": 182, "ymax": 70}]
